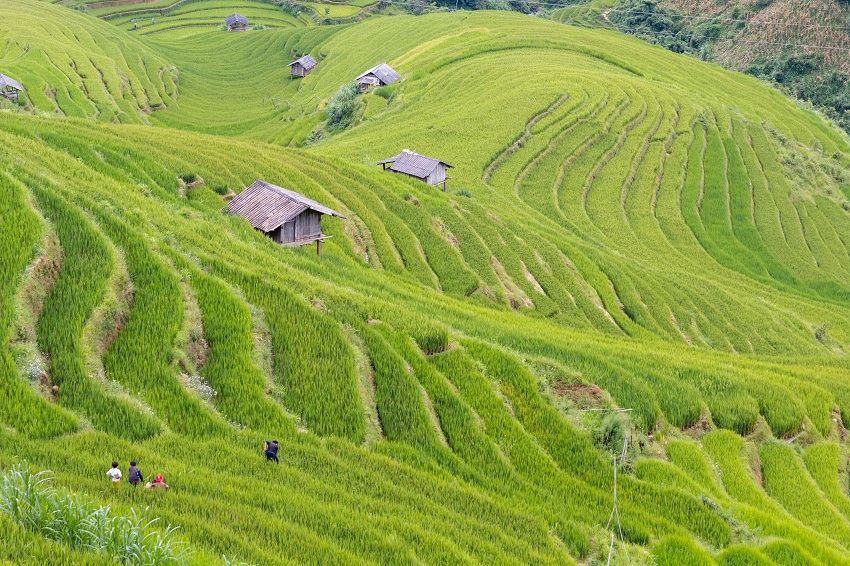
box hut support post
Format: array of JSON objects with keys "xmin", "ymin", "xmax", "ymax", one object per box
[{"xmin": 317, "ymin": 240, "xmax": 323, "ymax": 256}]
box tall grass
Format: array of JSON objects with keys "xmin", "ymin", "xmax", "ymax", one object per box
[{"xmin": 0, "ymin": 464, "xmax": 193, "ymax": 566}]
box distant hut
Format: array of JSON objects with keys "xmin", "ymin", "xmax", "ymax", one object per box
[
  {"xmin": 224, "ymin": 179, "xmax": 345, "ymax": 255},
  {"xmin": 225, "ymin": 13, "xmax": 248, "ymax": 31},
  {"xmin": 288, "ymin": 55, "xmax": 317, "ymax": 78},
  {"xmin": 355, "ymin": 63, "xmax": 399, "ymax": 94},
  {"xmin": 0, "ymin": 74, "xmax": 23, "ymax": 102},
  {"xmin": 377, "ymin": 150, "xmax": 453, "ymax": 190}
]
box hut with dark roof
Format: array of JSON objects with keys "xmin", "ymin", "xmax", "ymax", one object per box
[
  {"xmin": 0, "ymin": 74, "xmax": 23, "ymax": 102},
  {"xmin": 288, "ymin": 55, "xmax": 317, "ymax": 78},
  {"xmin": 377, "ymin": 150, "xmax": 453, "ymax": 191},
  {"xmin": 224, "ymin": 180, "xmax": 345, "ymax": 255},
  {"xmin": 225, "ymin": 13, "xmax": 248, "ymax": 31},
  {"xmin": 355, "ymin": 63, "xmax": 399, "ymax": 93}
]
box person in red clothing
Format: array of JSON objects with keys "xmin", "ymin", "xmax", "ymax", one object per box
[{"xmin": 145, "ymin": 474, "xmax": 169, "ymax": 490}]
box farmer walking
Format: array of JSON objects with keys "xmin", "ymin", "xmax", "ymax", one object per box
[
  {"xmin": 106, "ymin": 461, "xmax": 122, "ymax": 488},
  {"xmin": 264, "ymin": 440, "xmax": 280, "ymax": 464},
  {"xmin": 128, "ymin": 461, "xmax": 144, "ymax": 488}
]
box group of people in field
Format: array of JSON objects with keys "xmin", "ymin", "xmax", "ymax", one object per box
[
  {"xmin": 106, "ymin": 461, "xmax": 169, "ymax": 490},
  {"xmin": 106, "ymin": 442, "xmax": 279, "ymax": 488}
]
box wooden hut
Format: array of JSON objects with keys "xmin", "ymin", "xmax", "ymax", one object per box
[
  {"xmin": 0, "ymin": 74, "xmax": 22, "ymax": 102},
  {"xmin": 225, "ymin": 13, "xmax": 248, "ymax": 31},
  {"xmin": 355, "ymin": 63, "xmax": 399, "ymax": 93},
  {"xmin": 288, "ymin": 55, "xmax": 317, "ymax": 78},
  {"xmin": 377, "ymin": 150, "xmax": 453, "ymax": 190},
  {"xmin": 224, "ymin": 179, "xmax": 345, "ymax": 255}
]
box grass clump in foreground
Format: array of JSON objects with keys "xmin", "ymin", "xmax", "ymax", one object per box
[{"xmin": 0, "ymin": 464, "xmax": 195, "ymax": 566}]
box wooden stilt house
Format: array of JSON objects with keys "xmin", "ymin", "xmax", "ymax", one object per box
[
  {"xmin": 355, "ymin": 63, "xmax": 399, "ymax": 93},
  {"xmin": 225, "ymin": 13, "xmax": 248, "ymax": 31},
  {"xmin": 224, "ymin": 180, "xmax": 345, "ymax": 255},
  {"xmin": 377, "ymin": 150, "xmax": 453, "ymax": 190},
  {"xmin": 0, "ymin": 74, "xmax": 23, "ymax": 102},
  {"xmin": 288, "ymin": 55, "xmax": 317, "ymax": 78}
]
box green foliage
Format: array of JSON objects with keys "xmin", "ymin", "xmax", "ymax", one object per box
[
  {"xmin": 207, "ymin": 262, "xmax": 365, "ymax": 442},
  {"xmin": 96, "ymin": 213, "xmax": 227, "ymax": 438},
  {"xmin": 30, "ymin": 181, "xmax": 161, "ymax": 441},
  {"xmin": 0, "ymin": 173, "xmax": 78, "ymax": 438},
  {"xmin": 717, "ymin": 544, "xmax": 775, "ymax": 566},
  {"xmin": 651, "ymin": 535, "xmax": 714, "ymax": 566},
  {"xmin": 760, "ymin": 540, "xmax": 822, "ymax": 566},
  {"xmin": 326, "ymin": 82, "xmax": 361, "ymax": 131},
  {"xmin": 1, "ymin": 3, "xmax": 850, "ymax": 562},
  {"xmin": 0, "ymin": 464, "xmax": 193, "ymax": 565},
  {"xmin": 166, "ymin": 251, "xmax": 295, "ymax": 437},
  {"xmin": 593, "ymin": 412, "xmax": 628, "ymax": 453}
]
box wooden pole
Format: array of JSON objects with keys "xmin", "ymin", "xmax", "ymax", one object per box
[{"xmin": 317, "ymin": 239, "xmax": 322, "ymax": 256}]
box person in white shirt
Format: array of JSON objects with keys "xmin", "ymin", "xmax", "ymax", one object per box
[{"xmin": 106, "ymin": 461, "xmax": 122, "ymax": 488}]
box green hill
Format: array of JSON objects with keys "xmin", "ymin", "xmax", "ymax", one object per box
[{"xmin": 2, "ymin": 1, "xmax": 850, "ymax": 564}]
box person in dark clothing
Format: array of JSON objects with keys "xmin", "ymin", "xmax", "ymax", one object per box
[
  {"xmin": 264, "ymin": 440, "xmax": 279, "ymax": 463},
  {"xmin": 128, "ymin": 461, "xmax": 144, "ymax": 487}
]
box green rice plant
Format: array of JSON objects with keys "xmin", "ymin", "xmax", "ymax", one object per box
[
  {"xmin": 0, "ymin": 464, "xmax": 194, "ymax": 565},
  {"xmin": 28, "ymin": 180, "xmax": 161, "ymax": 441},
  {"xmin": 463, "ymin": 340, "xmax": 606, "ymax": 483},
  {"xmin": 205, "ymin": 261, "xmax": 364, "ymax": 442},
  {"xmin": 675, "ymin": 367, "xmax": 759, "ymax": 435},
  {"xmin": 665, "ymin": 440, "xmax": 725, "ymax": 499},
  {"xmin": 650, "ymin": 534, "xmax": 715, "ymax": 566},
  {"xmin": 803, "ymin": 443, "xmax": 850, "ymax": 522},
  {"xmin": 4, "ymin": 5, "xmax": 850, "ymax": 560},
  {"xmin": 377, "ymin": 326, "xmax": 515, "ymax": 485},
  {"xmin": 375, "ymin": 184, "xmax": 480, "ymax": 296},
  {"xmin": 358, "ymin": 323, "xmax": 440, "ymax": 451},
  {"xmin": 0, "ymin": 173, "xmax": 78, "ymax": 438},
  {"xmin": 760, "ymin": 540, "xmax": 823, "ymax": 566},
  {"xmin": 94, "ymin": 212, "xmax": 228, "ymax": 437},
  {"xmin": 634, "ymin": 458, "xmax": 713, "ymax": 499},
  {"xmin": 717, "ymin": 544, "xmax": 775, "ymax": 566},
  {"xmin": 165, "ymin": 250, "xmax": 295, "ymax": 437},
  {"xmin": 0, "ymin": 511, "xmax": 118, "ymax": 565},
  {"xmin": 759, "ymin": 441, "xmax": 850, "ymax": 549}
]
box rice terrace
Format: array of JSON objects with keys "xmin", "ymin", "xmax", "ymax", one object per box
[{"xmin": 2, "ymin": 0, "xmax": 850, "ymax": 563}]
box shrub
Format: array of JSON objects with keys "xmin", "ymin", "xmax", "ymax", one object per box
[
  {"xmin": 326, "ymin": 83, "xmax": 361, "ymax": 131},
  {"xmin": 593, "ymin": 412, "xmax": 628, "ymax": 454}
]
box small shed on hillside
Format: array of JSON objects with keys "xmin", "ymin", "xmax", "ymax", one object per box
[
  {"xmin": 288, "ymin": 55, "xmax": 317, "ymax": 78},
  {"xmin": 377, "ymin": 150, "xmax": 453, "ymax": 190},
  {"xmin": 355, "ymin": 63, "xmax": 399, "ymax": 93},
  {"xmin": 225, "ymin": 13, "xmax": 248, "ymax": 31},
  {"xmin": 224, "ymin": 179, "xmax": 345, "ymax": 255},
  {"xmin": 0, "ymin": 74, "xmax": 22, "ymax": 102}
]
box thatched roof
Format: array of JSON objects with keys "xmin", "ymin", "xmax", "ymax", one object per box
[
  {"xmin": 224, "ymin": 180, "xmax": 345, "ymax": 232},
  {"xmin": 288, "ymin": 55, "xmax": 317, "ymax": 70},
  {"xmin": 377, "ymin": 150, "xmax": 452, "ymax": 179},
  {"xmin": 225, "ymin": 13, "xmax": 248, "ymax": 26},
  {"xmin": 0, "ymin": 74, "xmax": 22, "ymax": 91},
  {"xmin": 355, "ymin": 63, "xmax": 399, "ymax": 86}
]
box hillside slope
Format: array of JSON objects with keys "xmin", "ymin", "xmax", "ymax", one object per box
[
  {"xmin": 2, "ymin": 2, "xmax": 850, "ymax": 565},
  {"xmin": 0, "ymin": 0, "xmax": 178, "ymax": 122},
  {"xmin": 598, "ymin": 0, "xmax": 850, "ymax": 133}
]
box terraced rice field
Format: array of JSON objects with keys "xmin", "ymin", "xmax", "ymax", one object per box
[
  {"xmin": 63, "ymin": 0, "xmax": 370, "ymax": 35},
  {"xmin": 3, "ymin": 0, "xmax": 850, "ymax": 564}
]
